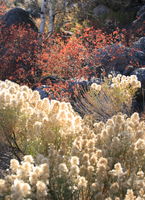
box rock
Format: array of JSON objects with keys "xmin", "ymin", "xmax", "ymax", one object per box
[
  {"xmin": 94, "ymin": 44, "xmax": 145, "ymax": 76},
  {"xmin": 96, "ymin": 0, "xmax": 132, "ymax": 11},
  {"xmin": 131, "ymin": 88, "xmax": 144, "ymax": 113},
  {"xmin": 1, "ymin": 7, "xmax": 38, "ymax": 32},
  {"xmin": 132, "ymin": 6, "xmax": 145, "ymax": 35},
  {"xmin": 132, "ymin": 37, "xmax": 145, "ymax": 53},
  {"xmin": 130, "ymin": 68, "xmax": 145, "ymax": 113},
  {"xmin": 93, "ymin": 4, "xmax": 110, "ymax": 18},
  {"xmin": 137, "ymin": 4, "xmax": 145, "ymax": 17},
  {"xmin": 132, "ymin": 11, "xmax": 145, "ymax": 26},
  {"xmin": 40, "ymin": 75, "xmax": 64, "ymax": 85},
  {"xmin": 34, "ymin": 86, "xmax": 49, "ymax": 99}
]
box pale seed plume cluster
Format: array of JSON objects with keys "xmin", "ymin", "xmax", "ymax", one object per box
[
  {"xmin": 0, "ymin": 79, "xmax": 82, "ymax": 154},
  {"xmin": 0, "ymin": 76, "xmax": 144, "ymax": 199},
  {"xmin": 87, "ymin": 74, "xmax": 141, "ymax": 121}
]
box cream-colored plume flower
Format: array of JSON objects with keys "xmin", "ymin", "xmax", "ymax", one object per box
[
  {"xmin": 11, "ymin": 179, "xmax": 31, "ymax": 198},
  {"xmin": 70, "ymin": 156, "xmax": 80, "ymax": 165},
  {"xmin": 10, "ymin": 159, "xmax": 20, "ymax": 172},
  {"xmin": 69, "ymin": 165, "xmax": 80, "ymax": 176},
  {"xmin": 23, "ymin": 155, "xmax": 34, "ymax": 163},
  {"xmin": 59, "ymin": 163, "xmax": 68, "ymax": 174},
  {"xmin": 90, "ymin": 83, "xmax": 101, "ymax": 92},
  {"xmin": 110, "ymin": 163, "xmax": 124, "ymax": 177},
  {"xmin": 36, "ymin": 181, "xmax": 47, "ymax": 196},
  {"xmin": 124, "ymin": 189, "xmax": 136, "ymax": 200},
  {"xmin": 77, "ymin": 176, "xmax": 88, "ymax": 188}
]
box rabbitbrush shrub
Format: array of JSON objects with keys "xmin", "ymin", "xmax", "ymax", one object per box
[
  {"xmin": 0, "ymin": 112, "xmax": 145, "ymax": 199},
  {"xmin": 0, "ymin": 75, "xmax": 144, "ymax": 199},
  {"xmin": 0, "ymin": 74, "xmax": 141, "ymax": 156},
  {"xmin": 0, "ymin": 79, "xmax": 82, "ymax": 156}
]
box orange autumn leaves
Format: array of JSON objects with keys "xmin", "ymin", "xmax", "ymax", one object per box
[
  {"xmin": 38, "ymin": 28, "xmax": 124, "ymax": 81},
  {"xmin": 0, "ymin": 4, "xmax": 132, "ymax": 101}
]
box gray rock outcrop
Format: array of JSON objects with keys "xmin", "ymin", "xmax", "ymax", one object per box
[{"xmin": 1, "ymin": 7, "xmax": 38, "ymax": 32}]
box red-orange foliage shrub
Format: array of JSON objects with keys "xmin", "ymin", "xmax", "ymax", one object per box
[
  {"xmin": 38, "ymin": 27, "xmax": 123, "ymax": 80},
  {"xmin": 0, "ymin": 3, "xmax": 41, "ymax": 86},
  {"xmin": 0, "ymin": 23, "xmax": 40, "ymax": 86},
  {"xmin": 0, "ymin": 5, "xmax": 136, "ymax": 102},
  {"xmin": 35, "ymin": 28, "xmax": 125, "ymax": 101},
  {"xmin": 0, "ymin": 4, "xmax": 127, "ymax": 91}
]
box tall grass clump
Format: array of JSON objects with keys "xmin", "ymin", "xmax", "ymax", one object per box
[{"xmin": 75, "ymin": 74, "xmax": 141, "ymax": 121}]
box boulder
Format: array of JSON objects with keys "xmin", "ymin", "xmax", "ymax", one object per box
[
  {"xmin": 132, "ymin": 37, "xmax": 145, "ymax": 53},
  {"xmin": 40, "ymin": 75, "xmax": 64, "ymax": 85},
  {"xmin": 93, "ymin": 4, "xmax": 110, "ymax": 18},
  {"xmin": 94, "ymin": 44, "xmax": 145, "ymax": 76},
  {"xmin": 136, "ymin": 4, "xmax": 145, "ymax": 17},
  {"xmin": 1, "ymin": 7, "xmax": 38, "ymax": 32},
  {"xmin": 132, "ymin": 5, "xmax": 145, "ymax": 35},
  {"xmin": 35, "ymin": 86, "xmax": 49, "ymax": 99},
  {"xmin": 128, "ymin": 68, "xmax": 145, "ymax": 113},
  {"xmin": 95, "ymin": 0, "xmax": 132, "ymax": 11},
  {"xmin": 132, "ymin": 11, "xmax": 145, "ymax": 27}
]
